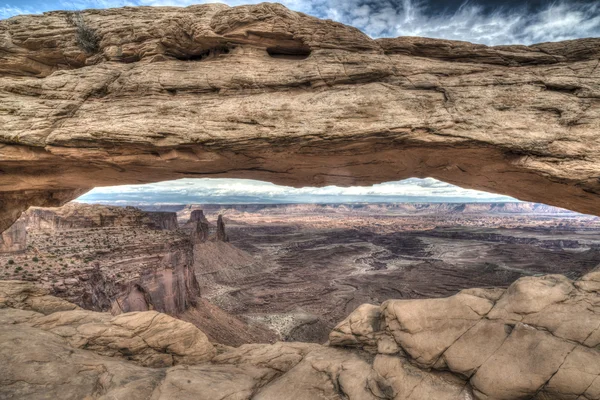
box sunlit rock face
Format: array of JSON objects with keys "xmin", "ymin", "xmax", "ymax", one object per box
[{"xmin": 0, "ymin": 3, "xmax": 600, "ymax": 232}]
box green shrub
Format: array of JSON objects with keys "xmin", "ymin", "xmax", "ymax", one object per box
[{"xmin": 7, "ymin": 259, "xmax": 14, "ymax": 265}]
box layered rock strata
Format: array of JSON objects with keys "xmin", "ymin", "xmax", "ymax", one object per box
[
  {"xmin": 1, "ymin": 203, "xmax": 277, "ymax": 345},
  {"xmin": 1, "ymin": 3, "xmax": 600, "ymax": 234},
  {"xmin": 24, "ymin": 204, "xmax": 178, "ymax": 231}
]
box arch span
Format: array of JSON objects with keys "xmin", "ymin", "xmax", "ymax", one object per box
[{"xmin": 0, "ymin": 3, "xmax": 599, "ymax": 232}]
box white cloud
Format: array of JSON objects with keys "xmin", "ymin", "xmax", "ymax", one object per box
[
  {"xmin": 2, "ymin": 0, "xmax": 598, "ymax": 45},
  {"xmin": 0, "ymin": 5, "xmax": 38, "ymax": 19},
  {"xmin": 76, "ymin": 177, "xmax": 518, "ymax": 204}
]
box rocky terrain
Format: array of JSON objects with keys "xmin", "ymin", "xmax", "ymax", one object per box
[
  {"xmin": 0, "ymin": 203, "xmax": 277, "ymax": 346},
  {"xmin": 1, "ymin": 3, "xmax": 600, "ymax": 234},
  {"xmin": 152, "ymin": 202, "xmax": 600, "ymax": 342},
  {"xmin": 1, "ymin": 3, "xmax": 599, "ymax": 398},
  {"xmin": 1, "ymin": 270, "xmax": 599, "ymax": 400},
  {"xmin": 3, "ymin": 201, "xmax": 599, "ymax": 345}
]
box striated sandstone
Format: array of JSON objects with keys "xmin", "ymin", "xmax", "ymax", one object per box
[
  {"xmin": 24, "ymin": 203, "xmax": 178, "ymax": 231},
  {"xmin": 0, "ymin": 279, "xmax": 80, "ymax": 314},
  {"xmin": 29, "ymin": 309, "xmax": 216, "ymax": 367},
  {"xmin": 0, "ymin": 4, "xmax": 600, "ymax": 233}
]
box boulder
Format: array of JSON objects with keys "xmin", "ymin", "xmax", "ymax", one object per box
[{"xmin": 29, "ymin": 308, "xmax": 216, "ymax": 367}]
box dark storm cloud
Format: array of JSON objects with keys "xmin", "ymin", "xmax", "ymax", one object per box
[{"xmin": 302, "ymin": 0, "xmax": 600, "ymax": 44}]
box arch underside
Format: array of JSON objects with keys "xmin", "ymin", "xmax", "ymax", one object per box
[{"xmin": 0, "ymin": 3, "xmax": 599, "ymax": 232}]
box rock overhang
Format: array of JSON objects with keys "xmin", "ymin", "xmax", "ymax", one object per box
[{"xmin": 0, "ymin": 2, "xmax": 599, "ymax": 232}]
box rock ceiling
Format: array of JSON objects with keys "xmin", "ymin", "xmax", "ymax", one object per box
[{"xmin": 0, "ymin": 3, "xmax": 599, "ymax": 232}]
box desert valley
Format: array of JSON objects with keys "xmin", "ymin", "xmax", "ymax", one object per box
[{"xmin": 2, "ymin": 201, "xmax": 599, "ymax": 345}]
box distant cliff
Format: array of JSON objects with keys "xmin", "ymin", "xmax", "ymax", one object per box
[
  {"xmin": 25, "ymin": 203, "xmax": 178, "ymax": 231},
  {"xmin": 140, "ymin": 202, "xmax": 577, "ymax": 217}
]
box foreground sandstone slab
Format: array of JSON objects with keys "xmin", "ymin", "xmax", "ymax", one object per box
[
  {"xmin": 1, "ymin": 273, "xmax": 599, "ymax": 399},
  {"xmin": 1, "ymin": 3, "xmax": 600, "ymax": 234},
  {"xmin": 330, "ymin": 271, "xmax": 600, "ymax": 400}
]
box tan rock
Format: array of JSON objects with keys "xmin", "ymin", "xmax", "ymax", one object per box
[
  {"xmin": 29, "ymin": 308, "xmax": 216, "ymax": 367},
  {"xmin": 487, "ymin": 274, "xmax": 575, "ymax": 323},
  {"xmin": 330, "ymin": 273, "xmax": 600, "ymax": 400},
  {"xmin": 381, "ymin": 291, "xmax": 494, "ymax": 367},
  {"xmin": 329, "ymin": 303, "xmax": 381, "ymax": 351},
  {"xmin": 0, "ymin": 307, "xmax": 42, "ymax": 324},
  {"xmin": 1, "ymin": 4, "xmax": 600, "ymax": 234},
  {"xmin": 0, "ymin": 280, "xmax": 80, "ymax": 314},
  {"xmin": 441, "ymin": 319, "xmax": 511, "ymax": 378},
  {"xmin": 151, "ymin": 364, "xmax": 270, "ymax": 400},
  {"xmin": 213, "ymin": 341, "xmax": 320, "ymax": 373},
  {"xmin": 470, "ymin": 323, "xmax": 576, "ymax": 400},
  {"xmin": 0, "ymin": 324, "xmax": 163, "ymax": 400},
  {"xmin": 253, "ymin": 347, "xmax": 377, "ymax": 400},
  {"xmin": 538, "ymin": 345, "xmax": 600, "ymax": 400},
  {"xmin": 369, "ymin": 354, "xmax": 472, "ymax": 400}
]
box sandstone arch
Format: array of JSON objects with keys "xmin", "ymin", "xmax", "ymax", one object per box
[{"xmin": 1, "ymin": 3, "xmax": 599, "ymax": 232}]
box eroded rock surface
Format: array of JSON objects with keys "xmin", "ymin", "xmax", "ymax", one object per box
[
  {"xmin": 330, "ymin": 271, "xmax": 600, "ymax": 400},
  {"xmin": 1, "ymin": 3, "xmax": 600, "ymax": 234},
  {"xmin": 1, "ymin": 273, "xmax": 598, "ymax": 399}
]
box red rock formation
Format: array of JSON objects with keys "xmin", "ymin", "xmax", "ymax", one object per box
[
  {"xmin": 146, "ymin": 211, "xmax": 179, "ymax": 230},
  {"xmin": 185, "ymin": 210, "xmax": 211, "ymax": 243},
  {"xmin": 216, "ymin": 215, "xmax": 229, "ymax": 242}
]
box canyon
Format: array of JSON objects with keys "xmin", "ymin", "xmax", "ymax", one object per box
[
  {"xmin": 0, "ymin": 203, "xmax": 276, "ymax": 346},
  {"xmin": 2, "ymin": 201, "xmax": 599, "ymax": 346},
  {"xmin": 163, "ymin": 202, "xmax": 600, "ymax": 342},
  {"xmin": 1, "ymin": 2, "xmax": 600, "ymax": 399}
]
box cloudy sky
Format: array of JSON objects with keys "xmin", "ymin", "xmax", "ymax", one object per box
[
  {"xmin": 76, "ymin": 178, "xmax": 518, "ymax": 204},
  {"xmin": 2, "ymin": 0, "xmax": 599, "ymax": 45},
  {"xmin": 4, "ymin": 0, "xmax": 596, "ymax": 204}
]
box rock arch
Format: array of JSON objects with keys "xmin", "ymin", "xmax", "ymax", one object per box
[{"xmin": 1, "ymin": 3, "xmax": 599, "ymax": 232}]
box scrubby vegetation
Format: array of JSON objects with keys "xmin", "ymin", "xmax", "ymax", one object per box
[{"xmin": 65, "ymin": 11, "xmax": 100, "ymax": 54}]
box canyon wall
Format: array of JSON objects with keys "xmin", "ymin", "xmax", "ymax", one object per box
[
  {"xmin": 111, "ymin": 247, "xmax": 200, "ymax": 315},
  {"xmin": 146, "ymin": 211, "xmax": 179, "ymax": 230},
  {"xmin": 24, "ymin": 204, "xmax": 178, "ymax": 231},
  {"xmin": 0, "ymin": 219, "xmax": 26, "ymax": 253},
  {"xmin": 0, "ymin": 3, "xmax": 599, "ymax": 234},
  {"xmin": 7, "ymin": 203, "xmax": 260, "ymax": 343},
  {"xmin": 14, "ymin": 204, "xmax": 198, "ymax": 315}
]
